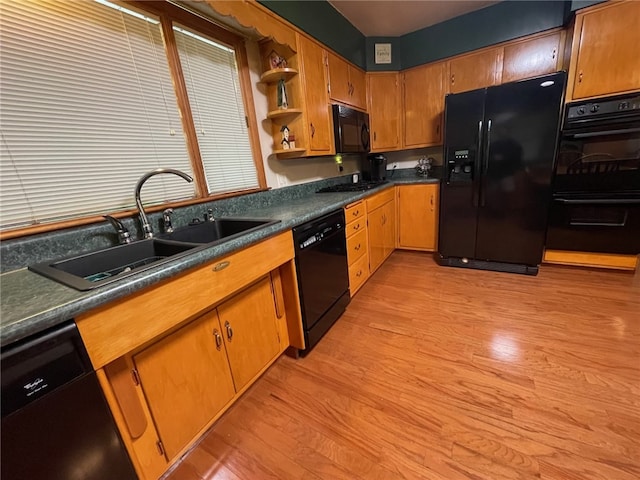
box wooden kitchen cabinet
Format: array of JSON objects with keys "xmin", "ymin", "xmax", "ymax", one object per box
[
  {"xmin": 79, "ymin": 231, "xmax": 303, "ymax": 480},
  {"xmin": 132, "ymin": 275, "xmax": 280, "ymax": 462},
  {"xmin": 298, "ymin": 33, "xmax": 334, "ymax": 155},
  {"xmin": 567, "ymin": 0, "xmax": 640, "ymax": 100},
  {"xmin": 502, "ymin": 30, "xmax": 563, "ymax": 83},
  {"xmin": 367, "ymin": 72, "xmax": 402, "ymax": 151},
  {"xmin": 367, "ymin": 189, "xmax": 396, "ymax": 274},
  {"xmin": 327, "ymin": 52, "xmax": 366, "ymax": 110},
  {"xmin": 448, "ymin": 47, "xmax": 503, "ymax": 94},
  {"xmin": 403, "ymin": 61, "xmax": 447, "ymax": 148},
  {"xmin": 344, "ymin": 201, "xmax": 370, "ymax": 296},
  {"xmin": 397, "ymin": 184, "xmax": 439, "ymax": 251},
  {"xmin": 133, "ymin": 311, "xmax": 236, "ymax": 461},
  {"xmin": 217, "ymin": 276, "xmax": 281, "ymax": 391}
]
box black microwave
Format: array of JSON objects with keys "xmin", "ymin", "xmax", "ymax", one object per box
[{"xmin": 332, "ymin": 104, "xmax": 370, "ymax": 153}]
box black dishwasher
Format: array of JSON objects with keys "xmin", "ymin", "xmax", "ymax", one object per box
[
  {"xmin": 293, "ymin": 209, "xmax": 350, "ymax": 354},
  {"xmin": 1, "ymin": 321, "xmax": 137, "ymax": 480}
]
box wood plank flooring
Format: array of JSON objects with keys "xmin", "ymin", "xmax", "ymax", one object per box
[{"xmin": 164, "ymin": 252, "xmax": 640, "ymax": 480}]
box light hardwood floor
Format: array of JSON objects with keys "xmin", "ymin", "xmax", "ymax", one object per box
[{"xmin": 165, "ymin": 251, "xmax": 640, "ymax": 480}]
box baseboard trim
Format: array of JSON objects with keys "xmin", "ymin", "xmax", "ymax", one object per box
[{"xmin": 543, "ymin": 250, "xmax": 638, "ymax": 271}]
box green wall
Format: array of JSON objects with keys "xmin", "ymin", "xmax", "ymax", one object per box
[
  {"xmin": 260, "ymin": 1, "xmax": 574, "ymax": 72},
  {"xmin": 258, "ymin": 0, "xmax": 366, "ymax": 69},
  {"xmin": 400, "ymin": 1, "xmax": 572, "ymax": 69}
]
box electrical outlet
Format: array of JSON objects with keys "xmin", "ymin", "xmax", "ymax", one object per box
[{"xmin": 391, "ymin": 162, "xmax": 399, "ymax": 170}]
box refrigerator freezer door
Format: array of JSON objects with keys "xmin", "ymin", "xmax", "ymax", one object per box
[
  {"xmin": 474, "ymin": 72, "xmax": 566, "ymax": 265},
  {"xmin": 439, "ymin": 89, "xmax": 485, "ymax": 259}
]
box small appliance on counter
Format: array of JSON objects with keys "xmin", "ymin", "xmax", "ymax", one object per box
[
  {"xmin": 362, "ymin": 153, "xmax": 387, "ymax": 181},
  {"xmin": 415, "ymin": 156, "xmax": 434, "ymax": 177}
]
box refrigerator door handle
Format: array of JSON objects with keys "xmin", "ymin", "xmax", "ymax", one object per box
[
  {"xmin": 473, "ymin": 120, "xmax": 483, "ymax": 207},
  {"xmin": 480, "ymin": 119, "xmax": 492, "ymax": 207}
]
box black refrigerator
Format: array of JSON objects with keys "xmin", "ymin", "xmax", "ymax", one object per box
[{"xmin": 436, "ymin": 72, "xmax": 566, "ymax": 275}]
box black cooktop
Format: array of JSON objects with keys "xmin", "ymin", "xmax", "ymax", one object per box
[{"xmin": 317, "ymin": 180, "xmax": 388, "ymax": 193}]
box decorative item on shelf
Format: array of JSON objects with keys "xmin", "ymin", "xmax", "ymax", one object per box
[
  {"xmin": 416, "ymin": 156, "xmax": 434, "ymax": 177},
  {"xmin": 277, "ymin": 78, "xmax": 288, "ymax": 110},
  {"xmin": 289, "ymin": 134, "xmax": 296, "ymax": 149},
  {"xmin": 268, "ymin": 50, "xmax": 287, "ymax": 70},
  {"xmin": 280, "ymin": 125, "xmax": 290, "ymax": 150}
]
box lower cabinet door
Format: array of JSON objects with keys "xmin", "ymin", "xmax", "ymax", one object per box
[
  {"xmin": 133, "ymin": 311, "xmax": 235, "ymax": 461},
  {"xmin": 218, "ymin": 276, "xmax": 281, "ymax": 391},
  {"xmin": 398, "ymin": 184, "xmax": 439, "ymax": 250}
]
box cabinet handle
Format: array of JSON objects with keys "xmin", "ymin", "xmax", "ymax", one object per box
[
  {"xmin": 578, "ymin": 71, "xmax": 583, "ymax": 83},
  {"xmin": 356, "ymin": 269, "xmax": 362, "ymax": 277},
  {"xmin": 213, "ymin": 261, "xmax": 230, "ymax": 272},
  {"xmin": 213, "ymin": 329, "xmax": 223, "ymax": 350},
  {"xmin": 310, "ymin": 122, "xmax": 315, "ymax": 138},
  {"xmin": 353, "ymin": 210, "xmax": 359, "ymax": 216},
  {"xmin": 451, "ymin": 74, "xmax": 455, "ymax": 85},
  {"xmin": 436, "ymin": 123, "xmax": 440, "ymax": 135},
  {"xmin": 373, "ymin": 131, "xmax": 377, "ymax": 142},
  {"xmin": 353, "ymin": 223, "xmax": 360, "ymax": 230},
  {"xmin": 355, "ymin": 243, "xmax": 361, "ymax": 251},
  {"xmin": 430, "ymin": 194, "xmax": 434, "ymax": 211},
  {"xmin": 552, "ymin": 48, "xmax": 556, "ymax": 60},
  {"xmin": 224, "ymin": 321, "xmax": 233, "ymax": 341}
]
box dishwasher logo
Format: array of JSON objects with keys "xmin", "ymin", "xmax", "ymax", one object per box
[{"xmin": 23, "ymin": 377, "xmax": 48, "ymax": 397}]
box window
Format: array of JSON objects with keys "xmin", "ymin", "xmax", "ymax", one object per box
[{"xmin": 0, "ymin": 0, "xmax": 264, "ymax": 234}]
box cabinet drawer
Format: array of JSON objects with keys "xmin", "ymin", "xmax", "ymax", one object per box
[
  {"xmin": 348, "ymin": 253, "xmax": 369, "ymax": 295},
  {"xmin": 366, "ymin": 188, "xmax": 394, "ymax": 212},
  {"xmin": 346, "ymin": 217, "xmax": 366, "ymax": 237},
  {"xmin": 345, "ymin": 201, "xmax": 365, "ymax": 223},
  {"xmin": 346, "ymin": 228, "xmax": 368, "ymax": 265}
]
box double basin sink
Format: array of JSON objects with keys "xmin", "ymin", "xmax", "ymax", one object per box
[{"xmin": 29, "ymin": 218, "xmax": 280, "ymax": 291}]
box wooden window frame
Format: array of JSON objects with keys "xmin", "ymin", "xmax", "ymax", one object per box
[{"xmin": 1, "ymin": 0, "xmax": 267, "ymax": 241}]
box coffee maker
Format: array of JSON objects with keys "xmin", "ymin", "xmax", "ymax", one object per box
[{"xmin": 362, "ymin": 154, "xmax": 387, "ymax": 181}]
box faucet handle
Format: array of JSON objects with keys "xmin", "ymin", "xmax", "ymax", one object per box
[
  {"xmin": 205, "ymin": 208, "xmax": 214, "ymax": 222},
  {"xmin": 162, "ymin": 208, "xmax": 174, "ymax": 234},
  {"xmin": 104, "ymin": 215, "xmax": 132, "ymax": 245}
]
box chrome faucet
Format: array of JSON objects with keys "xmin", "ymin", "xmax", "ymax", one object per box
[
  {"xmin": 135, "ymin": 168, "xmax": 193, "ymax": 239},
  {"xmin": 162, "ymin": 208, "xmax": 175, "ymax": 233},
  {"xmin": 104, "ymin": 215, "xmax": 132, "ymax": 244}
]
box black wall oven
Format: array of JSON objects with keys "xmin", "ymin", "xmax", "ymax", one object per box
[{"xmin": 547, "ymin": 93, "xmax": 640, "ymax": 255}]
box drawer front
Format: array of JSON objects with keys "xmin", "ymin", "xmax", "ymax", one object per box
[
  {"xmin": 348, "ymin": 253, "xmax": 369, "ymax": 295},
  {"xmin": 346, "ymin": 228, "xmax": 368, "ymax": 265},
  {"xmin": 346, "ymin": 217, "xmax": 366, "ymax": 238},
  {"xmin": 366, "ymin": 188, "xmax": 395, "ymax": 212},
  {"xmin": 345, "ymin": 201, "xmax": 365, "ymax": 224}
]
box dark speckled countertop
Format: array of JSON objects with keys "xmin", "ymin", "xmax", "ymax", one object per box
[{"xmin": 0, "ymin": 176, "xmax": 438, "ymax": 347}]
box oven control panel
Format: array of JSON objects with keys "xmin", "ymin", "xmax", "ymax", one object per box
[{"xmin": 567, "ymin": 95, "xmax": 640, "ymax": 120}]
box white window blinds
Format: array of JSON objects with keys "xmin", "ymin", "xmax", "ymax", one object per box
[
  {"xmin": 173, "ymin": 25, "xmax": 259, "ymax": 194},
  {"xmin": 0, "ymin": 0, "xmax": 195, "ymax": 230}
]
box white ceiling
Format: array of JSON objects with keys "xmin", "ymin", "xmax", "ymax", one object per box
[{"xmin": 327, "ymin": 0, "xmax": 500, "ymax": 37}]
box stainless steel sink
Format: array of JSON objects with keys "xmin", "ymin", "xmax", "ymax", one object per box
[
  {"xmin": 28, "ymin": 238, "xmax": 201, "ymax": 291},
  {"xmin": 157, "ymin": 217, "xmax": 280, "ymax": 245}
]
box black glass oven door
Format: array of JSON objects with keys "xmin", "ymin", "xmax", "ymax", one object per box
[{"xmin": 555, "ymin": 126, "xmax": 640, "ymax": 195}]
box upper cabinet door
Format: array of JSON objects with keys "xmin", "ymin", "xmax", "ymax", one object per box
[
  {"xmin": 327, "ymin": 52, "xmax": 367, "ymax": 110},
  {"xmin": 367, "ymin": 72, "xmax": 401, "ymax": 151},
  {"xmin": 327, "ymin": 52, "xmax": 351, "ymax": 104},
  {"xmin": 348, "ymin": 66, "xmax": 367, "ymax": 110},
  {"xmin": 570, "ymin": 1, "xmax": 640, "ymax": 100},
  {"xmin": 448, "ymin": 47, "xmax": 503, "ymax": 94},
  {"xmin": 404, "ymin": 61, "xmax": 447, "ymax": 148},
  {"xmin": 298, "ymin": 34, "xmax": 333, "ymax": 154},
  {"xmin": 502, "ymin": 31, "xmax": 562, "ymax": 83}
]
